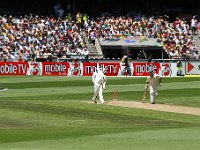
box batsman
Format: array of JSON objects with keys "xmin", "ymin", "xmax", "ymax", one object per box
[{"xmin": 142, "ymin": 70, "xmax": 161, "ymax": 104}]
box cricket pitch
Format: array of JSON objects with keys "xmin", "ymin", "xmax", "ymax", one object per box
[{"xmin": 106, "ymin": 101, "xmax": 200, "ymax": 116}]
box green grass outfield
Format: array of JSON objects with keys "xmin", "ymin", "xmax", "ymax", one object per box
[{"xmin": 0, "ymin": 76, "xmax": 200, "ymax": 150}]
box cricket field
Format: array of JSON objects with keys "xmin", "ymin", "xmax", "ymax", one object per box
[{"xmin": 0, "ymin": 76, "xmax": 200, "ymax": 150}]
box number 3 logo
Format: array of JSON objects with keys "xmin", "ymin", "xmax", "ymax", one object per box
[
  {"xmin": 162, "ymin": 63, "xmax": 172, "ymax": 76},
  {"xmin": 30, "ymin": 62, "xmax": 41, "ymax": 75}
]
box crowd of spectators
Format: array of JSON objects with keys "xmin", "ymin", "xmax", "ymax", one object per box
[
  {"xmin": 0, "ymin": 11, "xmax": 200, "ymax": 62},
  {"xmin": 0, "ymin": 14, "xmax": 89, "ymax": 62},
  {"xmin": 86, "ymin": 13, "xmax": 200, "ymax": 59}
]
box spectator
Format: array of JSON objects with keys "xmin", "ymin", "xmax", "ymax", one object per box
[
  {"xmin": 190, "ymin": 16, "xmax": 198, "ymax": 35},
  {"xmin": 81, "ymin": 46, "xmax": 89, "ymax": 62},
  {"xmin": 197, "ymin": 21, "xmax": 200, "ymax": 38}
]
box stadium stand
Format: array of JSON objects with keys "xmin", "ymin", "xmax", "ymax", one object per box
[
  {"xmin": 85, "ymin": 14, "xmax": 199, "ymax": 59},
  {"xmin": 0, "ymin": 15, "xmax": 90, "ymax": 62},
  {"xmin": 0, "ymin": 0, "xmax": 200, "ymax": 61}
]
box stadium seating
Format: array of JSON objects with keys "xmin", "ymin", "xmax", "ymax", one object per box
[{"xmin": 0, "ymin": 13, "xmax": 199, "ymax": 62}]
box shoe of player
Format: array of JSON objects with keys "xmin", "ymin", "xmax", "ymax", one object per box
[
  {"xmin": 92, "ymin": 97, "xmax": 97, "ymax": 104},
  {"xmin": 100, "ymin": 101, "xmax": 104, "ymax": 104},
  {"xmin": 0, "ymin": 88, "xmax": 7, "ymax": 92}
]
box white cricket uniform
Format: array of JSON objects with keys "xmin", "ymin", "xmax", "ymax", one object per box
[
  {"xmin": 92, "ymin": 69, "xmax": 106, "ymax": 103},
  {"xmin": 146, "ymin": 73, "xmax": 160, "ymax": 104}
]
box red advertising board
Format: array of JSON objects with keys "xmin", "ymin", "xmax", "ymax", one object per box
[
  {"xmin": 83, "ymin": 62, "xmax": 121, "ymax": 76},
  {"xmin": 0, "ymin": 61, "xmax": 178, "ymax": 76},
  {"xmin": 42, "ymin": 62, "xmax": 70, "ymax": 76},
  {"xmin": 133, "ymin": 62, "xmax": 161, "ymax": 76},
  {"xmin": 0, "ymin": 62, "xmax": 28, "ymax": 75}
]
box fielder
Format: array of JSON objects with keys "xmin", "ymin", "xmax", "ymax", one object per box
[
  {"xmin": 92, "ymin": 65, "xmax": 107, "ymax": 104},
  {"xmin": 142, "ymin": 71, "xmax": 161, "ymax": 104}
]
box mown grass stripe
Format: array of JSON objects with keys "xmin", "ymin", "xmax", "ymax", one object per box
[
  {"xmin": 1, "ymin": 76, "xmax": 200, "ymax": 85},
  {"xmin": 0, "ymin": 101, "xmax": 196, "ymax": 129},
  {"xmin": 1, "ymin": 88, "xmax": 200, "ymax": 105},
  {"xmin": 0, "ymin": 88, "xmax": 199, "ymax": 100},
  {"xmin": 1, "ymin": 80, "xmax": 200, "ymax": 99}
]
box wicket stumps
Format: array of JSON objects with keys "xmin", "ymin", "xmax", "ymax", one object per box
[{"xmin": 112, "ymin": 88, "xmax": 119, "ymax": 102}]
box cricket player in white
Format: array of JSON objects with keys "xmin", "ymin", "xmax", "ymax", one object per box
[
  {"xmin": 92, "ymin": 65, "xmax": 107, "ymax": 104},
  {"xmin": 143, "ymin": 71, "xmax": 161, "ymax": 104}
]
